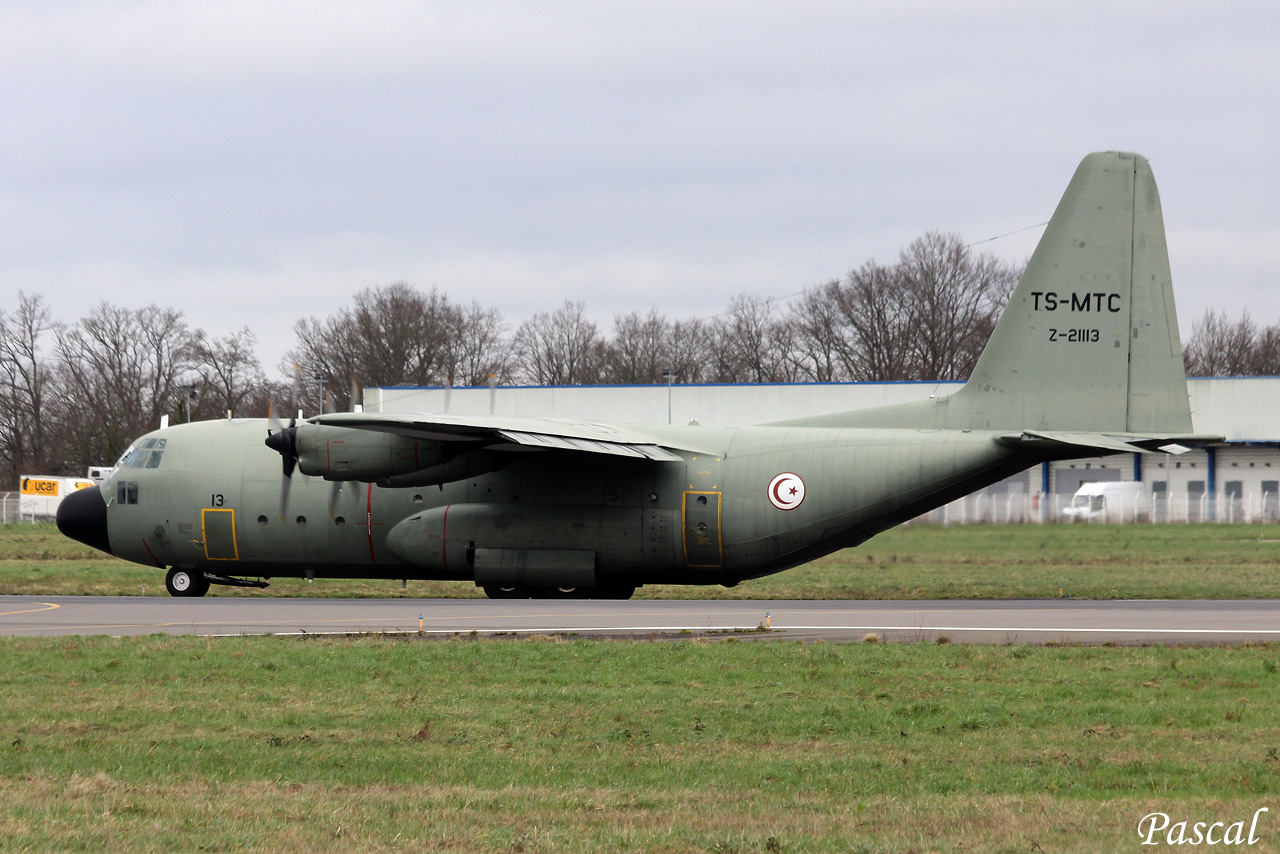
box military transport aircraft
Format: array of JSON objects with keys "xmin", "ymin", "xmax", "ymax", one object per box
[{"xmin": 58, "ymin": 152, "xmax": 1218, "ymax": 599}]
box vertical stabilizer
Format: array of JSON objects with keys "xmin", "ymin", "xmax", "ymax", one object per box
[{"xmin": 949, "ymin": 151, "xmax": 1191, "ymax": 433}]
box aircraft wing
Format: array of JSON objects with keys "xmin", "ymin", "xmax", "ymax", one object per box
[
  {"xmin": 310, "ymin": 411, "xmax": 704, "ymax": 462},
  {"xmin": 997, "ymin": 430, "xmax": 1223, "ymax": 456}
]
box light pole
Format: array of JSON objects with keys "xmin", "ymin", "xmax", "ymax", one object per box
[
  {"xmin": 662, "ymin": 369, "xmax": 677, "ymax": 425},
  {"xmin": 183, "ymin": 384, "xmax": 198, "ymax": 423},
  {"xmin": 313, "ymin": 372, "xmax": 330, "ymax": 414}
]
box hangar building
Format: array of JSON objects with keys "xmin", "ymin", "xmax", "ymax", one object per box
[{"xmin": 366, "ymin": 377, "xmax": 1280, "ymax": 524}]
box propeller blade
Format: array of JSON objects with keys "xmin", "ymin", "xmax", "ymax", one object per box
[
  {"xmin": 324, "ymin": 389, "xmax": 336, "ymax": 415},
  {"xmin": 265, "ymin": 396, "xmax": 299, "ymax": 478},
  {"xmin": 290, "ymin": 362, "xmax": 304, "ymax": 422},
  {"xmin": 327, "ymin": 480, "xmax": 343, "ymax": 517},
  {"xmin": 278, "ymin": 470, "xmax": 292, "ymax": 522},
  {"xmin": 265, "ymin": 425, "xmax": 298, "ymax": 477}
]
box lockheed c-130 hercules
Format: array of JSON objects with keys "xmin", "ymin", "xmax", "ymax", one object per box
[{"xmin": 58, "ymin": 152, "xmax": 1218, "ymax": 599}]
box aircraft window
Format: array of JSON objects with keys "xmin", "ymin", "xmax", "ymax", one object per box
[
  {"xmin": 118, "ymin": 448, "xmax": 141, "ymax": 469},
  {"xmin": 118, "ymin": 482, "xmax": 127, "ymax": 504},
  {"xmin": 296, "ymin": 516, "xmax": 306, "ymax": 526},
  {"xmin": 258, "ymin": 515, "xmax": 268, "ymax": 526},
  {"xmin": 141, "ymin": 439, "xmax": 157, "ymax": 449},
  {"xmin": 412, "ymin": 494, "xmax": 423, "ymax": 504},
  {"xmin": 696, "ymin": 495, "xmax": 708, "ymax": 506},
  {"xmin": 334, "ymin": 516, "xmax": 346, "ymax": 526},
  {"xmin": 155, "ymin": 438, "xmax": 166, "ymax": 449},
  {"xmin": 126, "ymin": 482, "xmax": 138, "ymax": 505},
  {"xmin": 144, "ymin": 451, "xmax": 164, "ymax": 469}
]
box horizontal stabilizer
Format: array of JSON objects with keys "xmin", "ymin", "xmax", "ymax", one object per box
[{"xmin": 997, "ymin": 430, "xmax": 1222, "ymax": 456}]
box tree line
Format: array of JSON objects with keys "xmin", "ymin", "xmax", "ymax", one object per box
[{"xmin": 2, "ymin": 228, "xmax": 1245, "ymax": 482}]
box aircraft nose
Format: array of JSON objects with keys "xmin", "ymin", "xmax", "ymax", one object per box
[{"xmin": 56, "ymin": 485, "xmax": 113, "ymax": 556}]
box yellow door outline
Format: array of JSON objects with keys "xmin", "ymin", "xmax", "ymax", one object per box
[
  {"xmin": 201, "ymin": 508, "xmax": 239, "ymax": 561},
  {"xmin": 682, "ymin": 490, "xmax": 723, "ymax": 567}
]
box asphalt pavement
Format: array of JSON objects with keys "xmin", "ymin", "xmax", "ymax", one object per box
[{"xmin": 4, "ymin": 596, "xmax": 1280, "ymax": 644}]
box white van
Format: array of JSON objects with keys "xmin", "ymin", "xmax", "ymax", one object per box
[{"xmin": 1062, "ymin": 482, "xmax": 1150, "ymax": 522}]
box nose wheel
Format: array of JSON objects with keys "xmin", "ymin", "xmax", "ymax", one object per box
[{"xmin": 165, "ymin": 567, "xmax": 211, "ymax": 598}]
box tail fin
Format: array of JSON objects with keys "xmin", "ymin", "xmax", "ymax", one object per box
[
  {"xmin": 950, "ymin": 151, "xmax": 1190, "ymax": 432},
  {"xmin": 782, "ymin": 152, "xmax": 1197, "ymax": 436}
]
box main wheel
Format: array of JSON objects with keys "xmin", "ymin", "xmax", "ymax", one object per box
[
  {"xmin": 166, "ymin": 567, "xmax": 210, "ymax": 598},
  {"xmin": 482, "ymin": 585, "xmax": 531, "ymax": 599}
]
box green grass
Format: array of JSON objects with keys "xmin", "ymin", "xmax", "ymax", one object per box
[
  {"xmin": 8, "ymin": 521, "xmax": 1280, "ymax": 600},
  {"xmin": 3, "ymin": 635, "xmax": 1280, "ymax": 852}
]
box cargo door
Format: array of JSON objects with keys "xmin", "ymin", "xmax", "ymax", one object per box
[
  {"xmin": 201, "ymin": 508, "xmax": 239, "ymax": 561},
  {"xmin": 682, "ymin": 454, "xmax": 723, "ymax": 568}
]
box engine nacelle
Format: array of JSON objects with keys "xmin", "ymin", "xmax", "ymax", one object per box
[{"xmin": 294, "ymin": 424, "xmax": 442, "ymax": 481}]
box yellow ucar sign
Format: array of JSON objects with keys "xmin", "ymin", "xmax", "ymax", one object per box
[{"xmin": 21, "ymin": 478, "xmax": 59, "ymax": 497}]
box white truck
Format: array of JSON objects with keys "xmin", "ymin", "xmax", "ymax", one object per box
[
  {"xmin": 1062, "ymin": 481, "xmax": 1151, "ymax": 523},
  {"xmin": 18, "ymin": 475, "xmax": 98, "ymax": 521}
]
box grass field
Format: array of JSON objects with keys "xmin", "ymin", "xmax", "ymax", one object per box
[
  {"xmin": 6, "ymin": 523, "xmax": 1280, "ymax": 851},
  {"xmin": 3, "ymin": 635, "xmax": 1280, "ymax": 852},
  {"xmin": 5, "ymin": 520, "xmax": 1280, "ymax": 600}
]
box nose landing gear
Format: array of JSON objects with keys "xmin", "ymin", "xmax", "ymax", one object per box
[{"xmin": 165, "ymin": 567, "xmax": 210, "ymax": 597}]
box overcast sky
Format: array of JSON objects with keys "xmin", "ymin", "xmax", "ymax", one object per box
[{"xmin": 2, "ymin": 1, "xmax": 1277, "ymax": 377}]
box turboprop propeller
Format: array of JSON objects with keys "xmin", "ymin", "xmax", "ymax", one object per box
[{"xmin": 265, "ymin": 364, "xmax": 305, "ymax": 519}]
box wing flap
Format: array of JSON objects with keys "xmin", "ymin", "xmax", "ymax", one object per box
[{"xmin": 496, "ymin": 430, "xmax": 685, "ymax": 461}]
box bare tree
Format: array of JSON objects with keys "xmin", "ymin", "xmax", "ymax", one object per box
[
  {"xmin": 0, "ymin": 292, "xmax": 55, "ymax": 479},
  {"xmin": 51, "ymin": 303, "xmax": 196, "ymax": 470},
  {"xmin": 189, "ymin": 327, "xmax": 270, "ymax": 418},
  {"xmin": 708, "ymin": 295, "xmax": 801, "ymax": 383},
  {"xmin": 837, "ymin": 261, "xmax": 916, "ymax": 381},
  {"xmin": 897, "ymin": 231, "xmax": 1019, "ymax": 381},
  {"xmin": 602, "ymin": 309, "xmax": 670, "ymax": 384},
  {"xmin": 1183, "ymin": 309, "xmax": 1271, "ymax": 377},
  {"xmin": 602, "ymin": 310, "xmax": 720, "ymax": 385},
  {"xmin": 444, "ymin": 302, "xmax": 514, "ymax": 387},
  {"xmin": 289, "ymin": 284, "xmax": 492, "ymax": 405},
  {"xmin": 512, "ymin": 300, "xmax": 605, "ymax": 385},
  {"xmin": 790, "ymin": 281, "xmax": 844, "ymax": 383}
]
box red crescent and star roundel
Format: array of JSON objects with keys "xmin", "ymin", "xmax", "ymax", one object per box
[{"xmin": 767, "ymin": 472, "xmax": 806, "ymax": 511}]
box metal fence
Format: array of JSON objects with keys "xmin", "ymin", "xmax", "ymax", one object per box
[
  {"xmin": 0, "ymin": 492, "xmax": 28, "ymax": 524},
  {"xmin": 912, "ymin": 491, "xmax": 1280, "ymax": 525}
]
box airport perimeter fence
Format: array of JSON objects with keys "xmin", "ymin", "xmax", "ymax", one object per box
[
  {"xmin": 0, "ymin": 492, "xmax": 23, "ymax": 524},
  {"xmin": 913, "ymin": 491, "xmax": 1280, "ymax": 525}
]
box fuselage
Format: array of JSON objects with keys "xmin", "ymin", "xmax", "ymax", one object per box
[{"xmin": 64, "ymin": 417, "xmax": 1034, "ymax": 593}]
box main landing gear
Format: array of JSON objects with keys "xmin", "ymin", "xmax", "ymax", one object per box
[{"xmin": 481, "ymin": 585, "xmax": 636, "ymax": 600}]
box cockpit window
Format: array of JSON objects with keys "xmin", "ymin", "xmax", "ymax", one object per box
[
  {"xmin": 126, "ymin": 448, "xmax": 164, "ymax": 469},
  {"xmin": 105, "ymin": 437, "xmax": 169, "ymax": 494}
]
